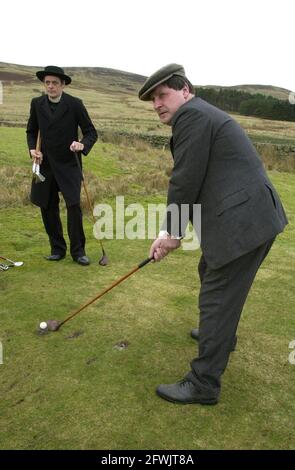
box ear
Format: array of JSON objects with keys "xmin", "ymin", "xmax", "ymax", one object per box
[{"xmin": 182, "ymin": 83, "xmax": 190, "ymax": 99}]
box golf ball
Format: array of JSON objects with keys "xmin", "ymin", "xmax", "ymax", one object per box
[{"xmin": 40, "ymin": 321, "xmax": 48, "ymax": 330}]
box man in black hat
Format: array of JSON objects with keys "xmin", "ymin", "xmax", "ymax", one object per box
[
  {"xmin": 27, "ymin": 66, "xmax": 98, "ymax": 265},
  {"xmin": 138, "ymin": 64, "xmax": 288, "ymax": 404}
]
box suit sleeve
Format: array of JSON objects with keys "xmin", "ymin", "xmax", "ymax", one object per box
[
  {"xmin": 76, "ymin": 100, "xmax": 98, "ymax": 155},
  {"xmin": 165, "ymin": 108, "xmax": 212, "ymax": 237},
  {"xmin": 26, "ymin": 99, "xmax": 38, "ymax": 153}
]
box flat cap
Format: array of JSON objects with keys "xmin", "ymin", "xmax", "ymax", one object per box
[{"xmin": 138, "ymin": 63, "xmax": 187, "ymax": 101}]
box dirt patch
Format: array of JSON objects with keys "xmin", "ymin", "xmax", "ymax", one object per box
[
  {"xmin": 86, "ymin": 356, "xmax": 98, "ymax": 365},
  {"xmin": 65, "ymin": 330, "xmax": 84, "ymax": 339},
  {"xmin": 113, "ymin": 340, "xmax": 129, "ymax": 350}
]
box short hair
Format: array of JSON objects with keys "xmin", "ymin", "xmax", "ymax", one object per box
[{"xmin": 164, "ymin": 75, "xmax": 195, "ymax": 94}]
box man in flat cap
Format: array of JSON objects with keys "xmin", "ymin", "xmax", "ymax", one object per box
[
  {"xmin": 139, "ymin": 63, "xmax": 288, "ymax": 404},
  {"xmin": 27, "ymin": 66, "xmax": 98, "ymax": 265}
]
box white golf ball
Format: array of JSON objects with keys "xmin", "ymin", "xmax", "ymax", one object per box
[{"xmin": 40, "ymin": 321, "xmax": 47, "ymax": 330}]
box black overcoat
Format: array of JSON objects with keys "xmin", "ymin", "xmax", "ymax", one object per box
[{"xmin": 26, "ymin": 92, "xmax": 98, "ymax": 208}]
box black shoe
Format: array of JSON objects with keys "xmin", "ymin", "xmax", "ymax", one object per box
[
  {"xmin": 74, "ymin": 255, "xmax": 90, "ymax": 266},
  {"xmin": 191, "ymin": 328, "xmax": 237, "ymax": 352},
  {"xmin": 45, "ymin": 254, "xmax": 65, "ymax": 261},
  {"xmin": 156, "ymin": 379, "xmax": 218, "ymax": 405},
  {"xmin": 191, "ymin": 328, "xmax": 200, "ymax": 341}
]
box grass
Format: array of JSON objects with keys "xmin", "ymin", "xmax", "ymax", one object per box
[
  {"xmin": 0, "ymin": 127, "xmax": 172, "ymax": 212},
  {"xmin": 1, "ymin": 62, "xmax": 295, "ymax": 146},
  {"xmin": 0, "ymin": 124, "xmax": 295, "ymax": 450}
]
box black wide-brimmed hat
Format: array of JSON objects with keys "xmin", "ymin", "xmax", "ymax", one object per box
[
  {"xmin": 138, "ymin": 63, "xmax": 189, "ymax": 101},
  {"xmin": 36, "ymin": 65, "xmax": 71, "ymax": 85}
]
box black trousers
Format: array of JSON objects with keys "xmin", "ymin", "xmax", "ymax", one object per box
[
  {"xmin": 40, "ymin": 182, "xmax": 85, "ymax": 260},
  {"xmin": 186, "ymin": 238, "xmax": 275, "ymax": 398}
]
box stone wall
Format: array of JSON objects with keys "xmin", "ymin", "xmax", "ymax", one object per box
[{"xmin": 98, "ymin": 129, "xmax": 295, "ymax": 172}]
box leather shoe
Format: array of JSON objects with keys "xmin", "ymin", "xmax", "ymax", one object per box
[
  {"xmin": 190, "ymin": 328, "xmax": 200, "ymax": 341},
  {"xmin": 45, "ymin": 254, "xmax": 65, "ymax": 261},
  {"xmin": 156, "ymin": 379, "xmax": 218, "ymax": 405},
  {"xmin": 74, "ymin": 255, "xmax": 90, "ymax": 266},
  {"xmin": 191, "ymin": 328, "xmax": 237, "ymax": 351}
]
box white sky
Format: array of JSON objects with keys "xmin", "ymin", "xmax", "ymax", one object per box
[{"xmin": 0, "ymin": 0, "xmax": 293, "ymax": 91}]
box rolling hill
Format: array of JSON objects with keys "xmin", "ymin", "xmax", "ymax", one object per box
[
  {"xmin": 0, "ymin": 62, "xmax": 294, "ymax": 147},
  {"xmin": 0, "ymin": 62, "xmax": 292, "ymax": 99}
]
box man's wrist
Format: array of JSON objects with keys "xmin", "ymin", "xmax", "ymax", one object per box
[{"xmin": 158, "ymin": 230, "xmax": 183, "ymax": 240}]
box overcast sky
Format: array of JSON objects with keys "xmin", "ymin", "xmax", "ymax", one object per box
[{"xmin": 1, "ymin": 0, "xmax": 293, "ymax": 91}]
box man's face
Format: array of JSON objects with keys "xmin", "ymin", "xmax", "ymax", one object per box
[
  {"xmin": 151, "ymin": 83, "xmax": 189, "ymax": 125},
  {"xmin": 43, "ymin": 75, "xmax": 65, "ymax": 99}
]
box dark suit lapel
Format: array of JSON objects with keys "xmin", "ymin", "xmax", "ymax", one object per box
[
  {"xmin": 49, "ymin": 94, "xmax": 69, "ymax": 127},
  {"xmin": 39, "ymin": 95, "xmax": 52, "ymax": 121},
  {"xmin": 39, "ymin": 94, "xmax": 69, "ymax": 127}
]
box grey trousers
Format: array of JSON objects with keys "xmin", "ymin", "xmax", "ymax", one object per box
[{"xmin": 186, "ymin": 238, "xmax": 275, "ymax": 398}]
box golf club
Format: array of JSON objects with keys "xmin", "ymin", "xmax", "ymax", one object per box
[
  {"xmin": 32, "ymin": 131, "xmax": 45, "ymax": 183},
  {"xmin": 0, "ymin": 263, "xmax": 9, "ymax": 271},
  {"xmin": 0, "ymin": 256, "xmax": 24, "ymax": 267},
  {"xmin": 74, "ymin": 151, "xmax": 109, "ymax": 266},
  {"xmin": 39, "ymin": 256, "xmax": 153, "ymax": 332},
  {"xmin": 32, "ymin": 161, "xmax": 45, "ymax": 183}
]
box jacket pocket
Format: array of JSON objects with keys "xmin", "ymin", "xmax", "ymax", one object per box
[{"xmin": 216, "ymin": 189, "xmax": 250, "ymax": 216}]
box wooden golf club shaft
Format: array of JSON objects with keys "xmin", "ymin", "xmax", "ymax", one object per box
[
  {"xmin": 32, "ymin": 130, "xmax": 41, "ymax": 167},
  {"xmin": 36, "ymin": 130, "xmax": 41, "ymax": 152},
  {"xmin": 0, "ymin": 256, "xmax": 17, "ymax": 263},
  {"xmin": 58, "ymin": 257, "xmax": 153, "ymax": 328},
  {"xmin": 74, "ymin": 152, "xmax": 106, "ymax": 255}
]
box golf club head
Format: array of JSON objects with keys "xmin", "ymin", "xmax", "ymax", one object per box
[
  {"xmin": 32, "ymin": 162, "xmax": 46, "ymax": 183},
  {"xmin": 33, "ymin": 173, "xmax": 46, "ymax": 184},
  {"xmin": 0, "ymin": 257, "xmax": 24, "ymax": 267},
  {"xmin": 99, "ymin": 254, "xmax": 109, "ymax": 266},
  {"xmin": 38, "ymin": 320, "xmax": 61, "ymax": 334},
  {"xmin": 5, "ymin": 261, "xmax": 24, "ymax": 268},
  {"xmin": 38, "ymin": 173, "xmax": 45, "ymax": 182},
  {"xmin": 0, "ymin": 263, "xmax": 9, "ymax": 271},
  {"xmin": 47, "ymin": 320, "xmax": 61, "ymax": 331}
]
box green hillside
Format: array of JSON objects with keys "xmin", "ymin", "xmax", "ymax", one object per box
[
  {"xmin": 1, "ymin": 62, "xmax": 295, "ymax": 147},
  {"xmin": 203, "ymin": 83, "xmax": 291, "ymax": 101}
]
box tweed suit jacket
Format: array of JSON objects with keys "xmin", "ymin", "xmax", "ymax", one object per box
[{"xmin": 167, "ymin": 97, "xmax": 288, "ymax": 269}]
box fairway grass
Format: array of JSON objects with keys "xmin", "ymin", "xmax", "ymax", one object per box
[{"xmin": 0, "ymin": 129, "xmax": 294, "ymax": 450}]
